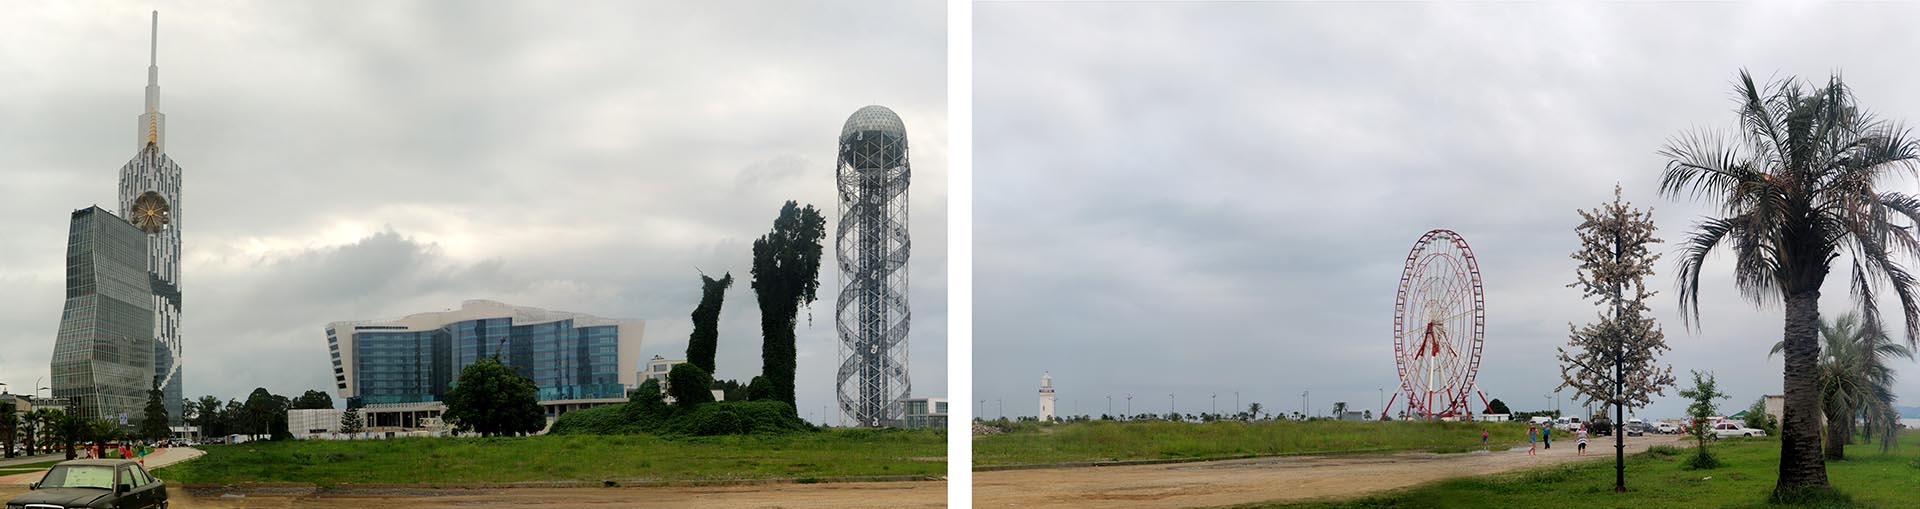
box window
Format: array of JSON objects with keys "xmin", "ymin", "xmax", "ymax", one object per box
[{"xmin": 128, "ymin": 464, "xmax": 154, "ymax": 486}]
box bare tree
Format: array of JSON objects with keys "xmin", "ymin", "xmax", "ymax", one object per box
[{"xmin": 1559, "ymin": 184, "xmax": 1677, "ymax": 492}]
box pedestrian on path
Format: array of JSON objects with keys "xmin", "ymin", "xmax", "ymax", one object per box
[
  {"xmin": 1542, "ymin": 424, "xmax": 1552, "ymax": 449},
  {"xmin": 1481, "ymin": 430, "xmax": 1489, "ymax": 451},
  {"xmin": 1576, "ymin": 425, "xmax": 1589, "ymax": 456},
  {"xmin": 1527, "ymin": 425, "xmax": 1538, "ymax": 456}
]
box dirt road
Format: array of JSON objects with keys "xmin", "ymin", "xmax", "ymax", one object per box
[
  {"xmin": 0, "ymin": 481, "xmax": 948, "ymax": 508},
  {"xmin": 973, "ymin": 434, "xmax": 1690, "ymax": 508}
]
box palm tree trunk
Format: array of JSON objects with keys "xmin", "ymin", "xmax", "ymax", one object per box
[
  {"xmin": 1778, "ymin": 291, "xmax": 1833, "ymax": 495},
  {"xmin": 1822, "ymin": 404, "xmax": 1846, "ymax": 461}
]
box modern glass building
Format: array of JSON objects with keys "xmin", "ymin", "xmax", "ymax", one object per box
[
  {"xmin": 50, "ymin": 206, "xmax": 156, "ymax": 424},
  {"xmin": 327, "ymin": 300, "xmax": 644, "ymax": 407}
]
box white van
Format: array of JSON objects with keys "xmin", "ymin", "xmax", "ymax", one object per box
[{"xmin": 1554, "ymin": 416, "xmax": 1583, "ymax": 431}]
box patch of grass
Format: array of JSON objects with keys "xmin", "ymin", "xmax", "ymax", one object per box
[
  {"xmin": 153, "ymin": 428, "xmax": 943, "ymax": 486},
  {"xmin": 1252, "ymin": 430, "xmax": 1920, "ymax": 508},
  {"xmin": 974, "ymin": 419, "xmax": 1529, "ymax": 467}
]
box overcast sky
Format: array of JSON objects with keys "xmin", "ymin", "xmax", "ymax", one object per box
[
  {"xmin": 0, "ymin": 1, "xmax": 945, "ymax": 425},
  {"xmin": 976, "ymin": 2, "xmax": 1920, "ymax": 421}
]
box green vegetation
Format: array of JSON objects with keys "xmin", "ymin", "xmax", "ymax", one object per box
[
  {"xmin": 974, "ymin": 419, "xmax": 1529, "ymax": 467},
  {"xmin": 140, "ymin": 377, "xmax": 169, "ymax": 442},
  {"xmin": 686, "ymin": 272, "xmax": 733, "ymax": 374},
  {"xmin": 1257, "ymin": 431, "xmax": 1920, "ymax": 508},
  {"xmin": 442, "ymin": 357, "xmax": 546, "ymax": 436},
  {"xmin": 751, "ymin": 201, "xmax": 827, "ymax": 411},
  {"xmin": 1680, "ymin": 370, "xmax": 1729, "ymax": 469},
  {"xmin": 153, "ymin": 429, "xmax": 942, "ymax": 486}
]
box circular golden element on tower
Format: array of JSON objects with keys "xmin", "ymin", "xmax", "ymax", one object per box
[{"xmin": 131, "ymin": 191, "xmax": 170, "ymax": 234}]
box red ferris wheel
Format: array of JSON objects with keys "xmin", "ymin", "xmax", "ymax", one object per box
[{"xmin": 1385, "ymin": 229, "xmax": 1487, "ymax": 420}]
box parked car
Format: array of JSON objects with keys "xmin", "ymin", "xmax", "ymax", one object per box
[
  {"xmin": 1590, "ymin": 416, "xmax": 1613, "ymax": 436},
  {"xmin": 8, "ymin": 459, "xmax": 168, "ymax": 509},
  {"xmin": 1709, "ymin": 422, "xmax": 1766, "ymax": 438},
  {"xmin": 1623, "ymin": 422, "xmax": 1649, "ymax": 437},
  {"xmin": 1655, "ymin": 422, "xmax": 1679, "ymax": 434}
]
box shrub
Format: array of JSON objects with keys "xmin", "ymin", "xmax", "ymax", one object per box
[
  {"xmin": 665, "ymin": 401, "xmax": 811, "ymax": 436},
  {"xmin": 667, "ymin": 364, "xmax": 716, "ymax": 408},
  {"xmin": 631, "ymin": 379, "xmax": 668, "ymax": 419},
  {"xmin": 547, "ymin": 404, "xmax": 644, "ymax": 435},
  {"xmin": 1683, "ymin": 449, "xmax": 1722, "ymax": 470}
]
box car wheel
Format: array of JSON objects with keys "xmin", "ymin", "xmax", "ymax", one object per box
[{"xmin": 1745, "ymin": 433, "xmax": 1753, "ymax": 437}]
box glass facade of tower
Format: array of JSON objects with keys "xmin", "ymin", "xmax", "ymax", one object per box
[
  {"xmin": 50, "ymin": 207, "xmax": 155, "ymax": 424},
  {"xmin": 347, "ymin": 318, "xmax": 625, "ymax": 406}
]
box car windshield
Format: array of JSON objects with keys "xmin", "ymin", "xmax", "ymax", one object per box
[{"xmin": 38, "ymin": 465, "xmax": 115, "ymax": 490}]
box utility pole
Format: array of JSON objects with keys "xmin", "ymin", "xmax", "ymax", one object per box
[
  {"xmin": 1106, "ymin": 395, "xmax": 1112, "ymax": 416},
  {"xmin": 1169, "ymin": 393, "xmax": 1175, "ymax": 418},
  {"xmin": 1211, "ymin": 393, "xmax": 1217, "ymax": 415},
  {"xmin": 1126, "ymin": 394, "xmax": 1133, "ymax": 418},
  {"xmin": 1302, "ymin": 390, "xmax": 1309, "ymax": 419}
]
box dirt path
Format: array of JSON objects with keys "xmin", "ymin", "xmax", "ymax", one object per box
[
  {"xmin": 0, "ymin": 481, "xmax": 947, "ymax": 508},
  {"xmin": 973, "ymin": 434, "xmax": 1691, "ymax": 508}
]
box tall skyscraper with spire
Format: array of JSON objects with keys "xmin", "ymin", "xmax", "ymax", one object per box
[{"xmin": 118, "ymin": 10, "xmax": 185, "ymax": 425}]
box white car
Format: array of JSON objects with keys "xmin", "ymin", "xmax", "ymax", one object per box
[
  {"xmin": 1710, "ymin": 422, "xmax": 1766, "ymax": 438},
  {"xmin": 1655, "ymin": 422, "xmax": 1679, "ymax": 434}
]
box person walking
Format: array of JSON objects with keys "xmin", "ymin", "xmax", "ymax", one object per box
[
  {"xmin": 1480, "ymin": 430, "xmax": 1489, "ymax": 451},
  {"xmin": 1576, "ymin": 425, "xmax": 1589, "ymax": 456},
  {"xmin": 1527, "ymin": 425, "xmax": 1538, "ymax": 456},
  {"xmin": 1542, "ymin": 424, "xmax": 1552, "ymax": 450}
]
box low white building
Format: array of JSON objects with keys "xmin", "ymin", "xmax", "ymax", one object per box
[{"xmin": 642, "ymin": 355, "xmax": 684, "ymax": 388}]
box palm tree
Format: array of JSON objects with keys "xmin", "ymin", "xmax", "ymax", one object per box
[
  {"xmin": 1661, "ymin": 69, "xmax": 1920, "ymax": 497},
  {"xmin": 1771, "ymin": 312, "xmax": 1912, "ymax": 459}
]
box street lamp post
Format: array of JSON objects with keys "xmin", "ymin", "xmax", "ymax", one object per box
[
  {"xmin": 1211, "ymin": 393, "xmax": 1217, "ymax": 416},
  {"xmin": 1302, "ymin": 390, "xmax": 1309, "ymax": 419},
  {"xmin": 1168, "ymin": 393, "xmax": 1174, "ymax": 418},
  {"xmin": 1126, "ymin": 394, "xmax": 1133, "ymax": 419},
  {"xmin": 1106, "ymin": 395, "xmax": 1112, "ymax": 417}
]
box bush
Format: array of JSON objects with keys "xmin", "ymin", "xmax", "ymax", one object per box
[
  {"xmin": 631, "ymin": 379, "xmax": 668, "ymax": 419},
  {"xmin": 667, "ymin": 364, "xmax": 716, "ymax": 408},
  {"xmin": 548, "ymin": 404, "xmax": 646, "ymax": 435},
  {"xmin": 665, "ymin": 401, "xmax": 811, "ymax": 436},
  {"xmin": 1684, "ymin": 450, "xmax": 1722, "ymax": 470}
]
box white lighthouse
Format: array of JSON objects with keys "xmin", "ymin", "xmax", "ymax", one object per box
[{"xmin": 1038, "ymin": 371, "xmax": 1056, "ymax": 422}]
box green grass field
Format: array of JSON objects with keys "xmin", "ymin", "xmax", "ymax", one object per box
[
  {"xmin": 1253, "ymin": 431, "xmax": 1920, "ymax": 508},
  {"xmin": 153, "ymin": 428, "xmax": 944, "ymax": 486},
  {"xmin": 975, "ymin": 419, "xmax": 1529, "ymax": 467}
]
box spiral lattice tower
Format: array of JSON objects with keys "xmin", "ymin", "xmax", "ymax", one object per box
[{"xmin": 835, "ymin": 105, "xmax": 911, "ymax": 427}]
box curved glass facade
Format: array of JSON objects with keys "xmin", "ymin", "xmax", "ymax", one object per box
[{"xmin": 349, "ymin": 317, "xmax": 625, "ymax": 406}]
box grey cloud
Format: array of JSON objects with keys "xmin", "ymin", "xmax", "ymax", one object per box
[
  {"xmin": 0, "ymin": 0, "xmax": 945, "ymax": 422},
  {"xmin": 977, "ymin": 2, "xmax": 1920, "ymax": 421}
]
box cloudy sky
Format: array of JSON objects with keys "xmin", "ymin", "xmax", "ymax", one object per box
[
  {"xmin": 0, "ymin": 1, "xmax": 945, "ymax": 425},
  {"xmin": 976, "ymin": 2, "xmax": 1920, "ymax": 421}
]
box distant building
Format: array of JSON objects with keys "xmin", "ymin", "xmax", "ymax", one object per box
[
  {"xmin": 903, "ymin": 397, "xmax": 947, "ymax": 429},
  {"xmin": 1038, "ymin": 372, "xmax": 1055, "ymax": 422},
  {"xmin": 642, "ymin": 355, "xmax": 684, "ymax": 389},
  {"xmin": 1764, "ymin": 394, "xmax": 1784, "ymax": 425},
  {"xmin": 50, "ymin": 206, "xmax": 155, "ymax": 425},
  {"xmin": 325, "ymin": 300, "xmax": 644, "ymax": 432}
]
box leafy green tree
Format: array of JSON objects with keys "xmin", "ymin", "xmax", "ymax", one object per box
[
  {"xmin": 241, "ymin": 388, "xmax": 281, "ymax": 440},
  {"xmin": 746, "ymin": 375, "xmax": 776, "ymax": 402},
  {"xmin": 667, "ymin": 364, "xmax": 716, "ymax": 408},
  {"xmin": 687, "ymin": 272, "xmax": 734, "ymax": 374},
  {"xmin": 1745, "ymin": 397, "xmax": 1780, "ymax": 437},
  {"xmin": 1486, "ymin": 398, "xmax": 1512, "ymax": 415},
  {"xmin": 444, "ymin": 357, "xmax": 546, "ymax": 436},
  {"xmin": 1770, "ymin": 312, "xmax": 1911, "ymax": 458},
  {"xmin": 751, "ymin": 201, "xmax": 826, "ymax": 411},
  {"xmin": 292, "ymin": 390, "xmax": 334, "ymax": 410},
  {"xmin": 339, "ymin": 399, "xmax": 364, "ymax": 434},
  {"xmin": 140, "ymin": 377, "xmax": 171, "ymax": 442},
  {"xmin": 1662, "ymin": 69, "xmax": 1920, "ymax": 497},
  {"xmin": 1679, "ymin": 370, "xmax": 1728, "ymax": 469},
  {"xmin": 192, "ymin": 395, "xmax": 225, "ymax": 437}
]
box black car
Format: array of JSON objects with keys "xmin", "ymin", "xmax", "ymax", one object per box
[{"xmin": 6, "ymin": 459, "xmax": 168, "ymax": 509}]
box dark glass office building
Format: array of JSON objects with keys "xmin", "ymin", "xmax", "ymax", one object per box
[
  {"xmin": 328, "ymin": 300, "xmax": 643, "ymax": 407},
  {"xmin": 50, "ymin": 206, "xmax": 155, "ymax": 423}
]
